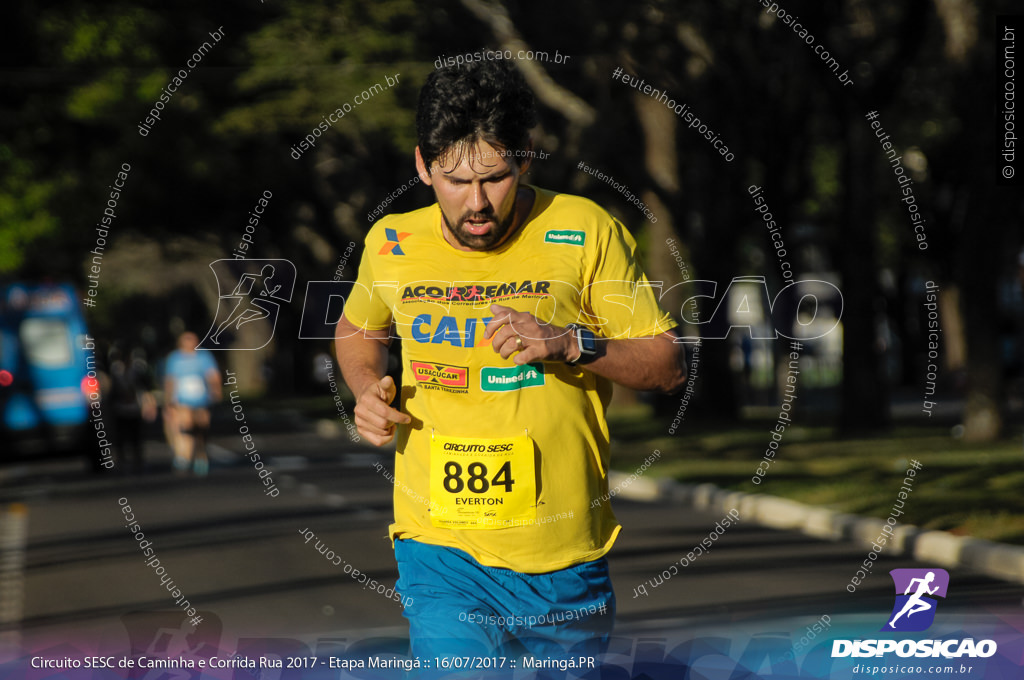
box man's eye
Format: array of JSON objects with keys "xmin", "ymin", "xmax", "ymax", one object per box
[{"xmin": 447, "ymin": 174, "xmax": 507, "ymax": 185}]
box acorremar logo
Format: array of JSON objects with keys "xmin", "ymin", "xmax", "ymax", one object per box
[{"xmin": 832, "ymin": 568, "xmax": 997, "ymax": 660}]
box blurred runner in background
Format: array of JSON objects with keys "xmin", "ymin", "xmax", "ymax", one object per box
[
  {"xmin": 163, "ymin": 332, "xmax": 221, "ymax": 476},
  {"xmin": 109, "ymin": 346, "xmax": 157, "ymax": 473}
]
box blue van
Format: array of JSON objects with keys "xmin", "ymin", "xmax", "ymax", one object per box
[{"xmin": 0, "ymin": 282, "xmax": 96, "ymax": 457}]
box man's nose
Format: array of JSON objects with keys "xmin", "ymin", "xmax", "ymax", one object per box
[{"xmin": 467, "ymin": 182, "xmax": 490, "ymax": 212}]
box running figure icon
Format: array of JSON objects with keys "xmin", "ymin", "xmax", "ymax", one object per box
[
  {"xmin": 199, "ymin": 258, "xmax": 296, "ymax": 351},
  {"xmin": 888, "ymin": 571, "xmax": 939, "ymax": 627},
  {"xmin": 883, "ymin": 568, "xmax": 949, "ymax": 632},
  {"xmin": 209, "ymin": 264, "xmax": 282, "ymax": 345}
]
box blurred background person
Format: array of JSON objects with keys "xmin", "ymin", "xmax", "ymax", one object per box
[
  {"xmin": 162, "ymin": 332, "xmax": 221, "ymax": 476},
  {"xmin": 108, "ymin": 346, "xmax": 157, "ymax": 474}
]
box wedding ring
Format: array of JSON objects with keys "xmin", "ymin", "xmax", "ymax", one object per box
[{"xmin": 516, "ymin": 336, "xmax": 524, "ymax": 350}]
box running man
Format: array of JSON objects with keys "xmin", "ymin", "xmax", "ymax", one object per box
[
  {"xmin": 163, "ymin": 331, "xmax": 221, "ymax": 476},
  {"xmin": 889, "ymin": 571, "xmax": 939, "ymax": 627},
  {"xmin": 335, "ymin": 60, "xmax": 687, "ymax": 660}
]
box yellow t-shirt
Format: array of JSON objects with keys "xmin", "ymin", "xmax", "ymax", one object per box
[{"xmin": 342, "ymin": 186, "xmax": 675, "ymax": 573}]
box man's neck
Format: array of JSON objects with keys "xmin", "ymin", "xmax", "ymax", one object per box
[{"xmin": 504, "ymin": 185, "xmax": 536, "ymax": 246}]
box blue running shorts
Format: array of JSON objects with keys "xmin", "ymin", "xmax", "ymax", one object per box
[{"xmin": 394, "ymin": 538, "xmax": 615, "ymax": 662}]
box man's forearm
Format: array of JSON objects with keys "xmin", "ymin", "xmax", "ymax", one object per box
[
  {"xmin": 581, "ymin": 333, "xmax": 686, "ymax": 393},
  {"xmin": 486, "ymin": 305, "xmax": 686, "ymax": 393},
  {"xmin": 334, "ymin": 317, "xmax": 391, "ymax": 398}
]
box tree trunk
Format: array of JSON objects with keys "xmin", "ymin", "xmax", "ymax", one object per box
[
  {"xmin": 959, "ymin": 200, "xmax": 1004, "ymax": 441},
  {"xmin": 838, "ymin": 109, "xmax": 889, "ymax": 434}
]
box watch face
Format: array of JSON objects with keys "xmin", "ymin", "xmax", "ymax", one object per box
[{"xmin": 579, "ymin": 329, "xmax": 597, "ymax": 354}]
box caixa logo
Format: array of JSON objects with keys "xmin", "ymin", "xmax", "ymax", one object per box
[
  {"xmin": 202, "ymin": 260, "xmax": 843, "ymax": 348},
  {"xmin": 832, "ymin": 568, "xmax": 998, "ymax": 659}
]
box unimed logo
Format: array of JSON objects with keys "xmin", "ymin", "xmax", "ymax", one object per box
[
  {"xmin": 544, "ymin": 229, "xmax": 585, "ymax": 246},
  {"xmin": 481, "ymin": 364, "xmax": 545, "ymax": 392}
]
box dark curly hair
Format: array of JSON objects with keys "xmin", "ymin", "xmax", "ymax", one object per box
[{"xmin": 416, "ymin": 59, "xmax": 537, "ymax": 170}]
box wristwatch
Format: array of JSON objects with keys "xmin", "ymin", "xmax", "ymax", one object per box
[{"xmin": 566, "ymin": 323, "xmax": 598, "ymax": 365}]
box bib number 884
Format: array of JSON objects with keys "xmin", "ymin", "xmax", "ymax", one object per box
[{"xmin": 443, "ymin": 461, "xmax": 514, "ymax": 493}]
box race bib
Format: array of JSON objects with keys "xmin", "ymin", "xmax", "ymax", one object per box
[
  {"xmin": 429, "ymin": 433, "xmax": 536, "ymax": 529},
  {"xmin": 177, "ymin": 375, "xmax": 206, "ymax": 402}
]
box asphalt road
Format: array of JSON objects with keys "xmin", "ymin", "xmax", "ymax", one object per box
[{"xmin": 3, "ymin": 420, "xmax": 1023, "ymax": 664}]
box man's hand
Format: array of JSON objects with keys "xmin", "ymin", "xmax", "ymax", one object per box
[
  {"xmin": 354, "ymin": 375, "xmax": 411, "ymax": 446},
  {"xmin": 483, "ymin": 304, "xmax": 576, "ymax": 365}
]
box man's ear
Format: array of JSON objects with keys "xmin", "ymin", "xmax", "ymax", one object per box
[{"xmin": 414, "ymin": 146, "xmax": 434, "ymax": 186}]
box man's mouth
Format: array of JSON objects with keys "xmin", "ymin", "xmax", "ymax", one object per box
[{"xmin": 463, "ymin": 216, "xmax": 494, "ymax": 235}]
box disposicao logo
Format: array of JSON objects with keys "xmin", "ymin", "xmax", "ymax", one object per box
[
  {"xmin": 544, "ymin": 229, "xmax": 585, "ymax": 246},
  {"xmin": 832, "ymin": 567, "xmax": 998, "ymax": 660}
]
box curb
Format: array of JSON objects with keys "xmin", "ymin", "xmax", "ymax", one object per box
[{"xmin": 608, "ymin": 472, "xmax": 1024, "ymax": 586}]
